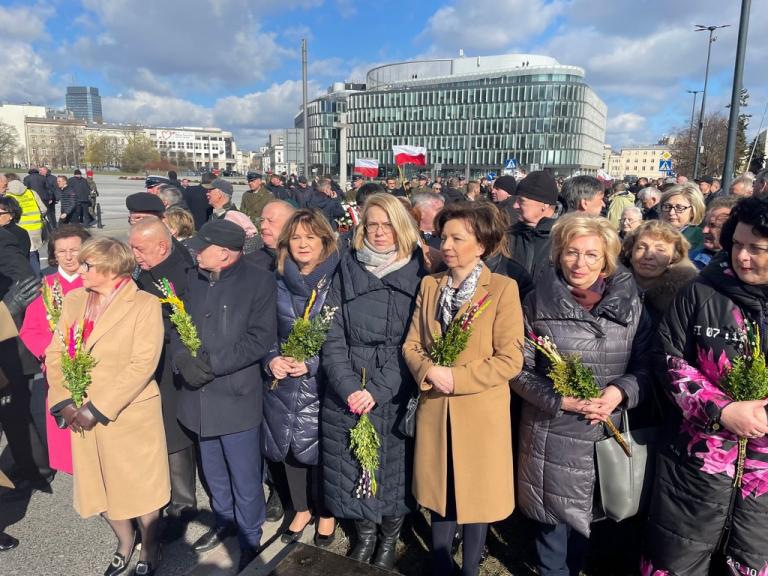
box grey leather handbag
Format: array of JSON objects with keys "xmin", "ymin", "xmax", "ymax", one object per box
[{"xmin": 595, "ymin": 410, "xmax": 660, "ymax": 522}]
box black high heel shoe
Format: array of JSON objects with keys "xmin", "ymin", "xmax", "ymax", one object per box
[
  {"xmin": 103, "ymin": 532, "xmax": 137, "ymax": 576},
  {"xmin": 280, "ymin": 515, "xmax": 314, "ymax": 544}
]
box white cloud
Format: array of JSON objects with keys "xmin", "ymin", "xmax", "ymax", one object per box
[
  {"xmin": 422, "ymin": 0, "xmax": 563, "ymax": 53},
  {"xmin": 0, "ymin": 5, "xmax": 51, "ymax": 41},
  {"xmin": 103, "ymin": 91, "xmax": 213, "ymax": 127},
  {"xmin": 0, "ymin": 40, "xmax": 59, "ymax": 104},
  {"xmin": 214, "ymin": 80, "xmax": 320, "ymax": 131}
]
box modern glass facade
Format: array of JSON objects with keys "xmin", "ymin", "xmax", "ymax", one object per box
[
  {"xmin": 303, "ymin": 55, "xmax": 607, "ymax": 177},
  {"xmin": 65, "ymin": 86, "xmax": 103, "ymax": 124}
]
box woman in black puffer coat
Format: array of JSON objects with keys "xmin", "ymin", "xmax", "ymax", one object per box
[
  {"xmin": 321, "ymin": 193, "xmax": 426, "ymax": 570},
  {"xmin": 644, "ymin": 196, "xmax": 768, "ymax": 575},
  {"xmin": 262, "ymin": 209, "xmax": 340, "ymax": 546}
]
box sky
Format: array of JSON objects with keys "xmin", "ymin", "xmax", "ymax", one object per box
[{"xmin": 1, "ymin": 0, "xmax": 766, "ymax": 152}]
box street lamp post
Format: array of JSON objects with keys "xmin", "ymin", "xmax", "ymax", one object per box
[
  {"xmin": 722, "ymin": 0, "xmax": 751, "ymax": 192},
  {"xmin": 693, "ymin": 24, "xmax": 730, "ymax": 180},
  {"xmin": 686, "ymin": 90, "xmax": 702, "ymax": 143}
]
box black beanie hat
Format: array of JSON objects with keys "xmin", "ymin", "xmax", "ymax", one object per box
[{"xmin": 516, "ymin": 171, "xmax": 558, "ymax": 205}]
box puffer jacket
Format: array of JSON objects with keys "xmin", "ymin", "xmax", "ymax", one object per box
[
  {"xmin": 321, "ymin": 248, "xmax": 426, "ymax": 522},
  {"xmin": 511, "ymin": 264, "xmax": 652, "ymax": 536},
  {"xmin": 262, "ymin": 253, "xmax": 340, "ymax": 465},
  {"xmin": 644, "ymin": 253, "xmax": 768, "ymax": 575}
]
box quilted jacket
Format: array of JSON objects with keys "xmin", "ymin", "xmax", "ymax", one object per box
[
  {"xmin": 511, "ymin": 263, "xmax": 652, "ymax": 536},
  {"xmin": 321, "ymin": 248, "xmax": 426, "ymax": 522},
  {"xmin": 261, "ymin": 253, "xmax": 339, "ymax": 465}
]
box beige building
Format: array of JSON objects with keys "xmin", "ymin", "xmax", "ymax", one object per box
[
  {"xmin": 602, "ymin": 144, "xmax": 672, "ymax": 181},
  {"xmin": 25, "ymin": 117, "xmax": 87, "ymax": 169}
]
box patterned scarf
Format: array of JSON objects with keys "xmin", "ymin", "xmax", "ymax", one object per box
[
  {"xmin": 437, "ymin": 262, "xmax": 484, "ymax": 331},
  {"xmin": 356, "ymin": 238, "xmax": 411, "ymax": 279}
]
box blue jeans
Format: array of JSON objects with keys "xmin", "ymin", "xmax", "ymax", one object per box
[
  {"xmin": 198, "ymin": 426, "xmax": 265, "ymax": 549},
  {"xmin": 534, "ymin": 521, "xmax": 589, "ymax": 576}
]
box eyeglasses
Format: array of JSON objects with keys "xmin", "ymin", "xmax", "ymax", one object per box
[
  {"xmin": 661, "ymin": 204, "xmax": 691, "ymax": 213},
  {"xmin": 79, "ymin": 261, "xmax": 94, "ymax": 271},
  {"xmin": 364, "ymin": 222, "xmax": 394, "ymax": 234},
  {"xmin": 563, "ymin": 250, "xmax": 603, "ymax": 266}
]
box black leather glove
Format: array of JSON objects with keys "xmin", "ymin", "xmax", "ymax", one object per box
[
  {"xmin": 58, "ymin": 404, "xmax": 80, "ymax": 432},
  {"xmin": 72, "ymin": 404, "xmax": 98, "ymax": 432},
  {"xmin": 2, "ymin": 276, "xmax": 41, "ymax": 321},
  {"xmin": 175, "ymin": 350, "xmax": 214, "ymax": 388}
]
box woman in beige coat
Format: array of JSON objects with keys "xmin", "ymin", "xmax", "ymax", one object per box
[
  {"xmin": 403, "ymin": 202, "xmax": 524, "ymax": 576},
  {"xmin": 46, "ymin": 237, "xmax": 169, "ymax": 576}
]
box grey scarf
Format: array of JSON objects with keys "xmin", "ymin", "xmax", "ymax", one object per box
[
  {"xmin": 437, "ymin": 262, "xmax": 484, "ymax": 331},
  {"xmin": 356, "ymin": 238, "xmax": 411, "ymax": 279}
]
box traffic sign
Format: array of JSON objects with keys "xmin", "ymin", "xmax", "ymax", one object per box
[
  {"xmin": 504, "ymin": 158, "xmax": 517, "ymax": 170},
  {"xmin": 659, "ymin": 159, "xmax": 673, "ymax": 171},
  {"xmin": 660, "ymin": 151, "xmax": 672, "ymax": 161},
  {"xmin": 487, "ymin": 172, "xmax": 497, "ymax": 180}
]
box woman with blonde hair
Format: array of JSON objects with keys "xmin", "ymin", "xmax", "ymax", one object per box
[
  {"xmin": 621, "ymin": 220, "xmax": 697, "ymax": 324},
  {"xmin": 321, "ymin": 193, "xmax": 426, "ymax": 569},
  {"xmin": 262, "ymin": 209, "xmax": 340, "ymax": 546},
  {"xmin": 659, "ymin": 183, "xmax": 706, "ymax": 251},
  {"xmin": 512, "ymin": 214, "xmax": 652, "ymax": 576},
  {"xmin": 46, "ymin": 237, "xmax": 168, "ymax": 576}
]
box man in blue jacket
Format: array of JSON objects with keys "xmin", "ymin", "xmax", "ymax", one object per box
[{"xmin": 173, "ymin": 219, "xmax": 277, "ymax": 571}]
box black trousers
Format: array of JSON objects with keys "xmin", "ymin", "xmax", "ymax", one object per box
[
  {"xmin": 0, "ymin": 368, "xmax": 47, "ymax": 481},
  {"xmin": 430, "ymin": 415, "xmax": 488, "ymax": 576},
  {"xmin": 167, "ymin": 445, "xmax": 197, "ymax": 515},
  {"xmin": 283, "ymin": 451, "xmax": 327, "ymax": 516}
]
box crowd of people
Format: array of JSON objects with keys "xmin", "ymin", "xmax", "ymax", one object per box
[{"xmin": 0, "ymin": 163, "xmax": 768, "ymax": 576}]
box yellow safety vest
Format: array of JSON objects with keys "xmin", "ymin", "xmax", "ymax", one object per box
[{"xmin": 14, "ymin": 189, "xmax": 43, "ymax": 233}]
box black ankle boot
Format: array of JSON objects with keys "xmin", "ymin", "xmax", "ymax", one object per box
[
  {"xmin": 349, "ymin": 520, "xmax": 377, "ymax": 563},
  {"xmin": 372, "ymin": 515, "xmax": 405, "ymax": 570}
]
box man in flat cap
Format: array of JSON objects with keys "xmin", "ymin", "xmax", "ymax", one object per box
[
  {"xmin": 174, "ymin": 219, "xmax": 276, "ymax": 571},
  {"xmin": 510, "ymin": 171, "xmax": 560, "ymax": 281},
  {"xmin": 126, "ymin": 192, "xmax": 166, "ymax": 226},
  {"xmin": 204, "ymin": 178, "xmax": 238, "ymax": 221},
  {"xmin": 239, "ymin": 172, "xmax": 272, "ymax": 226}
]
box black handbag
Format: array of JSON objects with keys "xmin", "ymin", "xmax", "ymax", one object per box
[{"xmin": 399, "ymin": 394, "xmax": 419, "ymax": 437}]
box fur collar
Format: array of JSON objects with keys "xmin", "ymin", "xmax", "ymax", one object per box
[{"xmin": 635, "ymin": 259, "xmax": 697, "ymax": 314}]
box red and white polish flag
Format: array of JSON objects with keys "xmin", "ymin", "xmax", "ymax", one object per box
[
  {"xmin": 353, "ymin": 158, "xmax": 379, "ymax": 178},
  {"xmin": 392, "ymin": 145, "xmax": 427, "ymax": 166}
]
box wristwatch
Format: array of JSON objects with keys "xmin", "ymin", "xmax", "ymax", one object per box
[{"xmin": 704, "ymin": 401, "xmax": 725, "ymax": 432}]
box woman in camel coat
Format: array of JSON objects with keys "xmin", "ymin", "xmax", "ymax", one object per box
[
  {"xmin": 46, "ymin": 237, "xmax": 169, "ymax": 576},
  {"xmin": 403, "ymin": 202, "xmax": 524, "ymax": 576}
]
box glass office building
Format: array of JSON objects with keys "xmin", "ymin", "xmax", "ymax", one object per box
[
  {"xmin": 65, "ymin": 86, "xmax": 103, "ymax": 124},
  {"xmin": 302, "ymin": 54, "xmax": 607, "ymax": 177}
]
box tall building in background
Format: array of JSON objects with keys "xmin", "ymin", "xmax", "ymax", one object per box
[
  {"xmin": 300, "ymin": 54, "xmax": 607, "ymax": 178},
  {"xmin": 65, "ymin": 86, "xmax": 103, "ymax": 123}
]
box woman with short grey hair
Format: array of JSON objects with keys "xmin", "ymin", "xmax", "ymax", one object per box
[{"xmin": 619, "ymin": 206, "xmax": 643, "ymax": 238}]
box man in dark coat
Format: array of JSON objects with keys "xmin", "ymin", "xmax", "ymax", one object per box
[
  {"xmin": 174, "ymin": 220, "xmax": 276, "ymax": 571},
  {"xmin": 182, "ymin": 173, "xmax": 214, "ymax": 230},
  {"xmin": 491, "ymin": 175, "xmax": 520, "ymax": 226},
  {"xmin": 204, "ymin": 178, "xmax": 238, "ymax": 221},
  {"xmin": 266, "ymin": 174, "xmax": 294, "ymax": 204},
  {"xmin": 39, "ymin": 167, "xmax": 58, "ymax": 228},
  {"xmin": 303, "ymin": 178, "xmax": 344, "ymax": 228},
  {"xmin": 55, "ymin": 175, "xmax": 77, "ymax": 224},
  {"xmin": 0, "ymin": 275, "xmax": 41, "ymax": 551},
  {"xmin": 67, "ymin": 169, "xmax": 94, "ymax": 226},
  {"xmin": 128, "ymin": 218, "xmax": 198, "ymax": 542},
  {"xmin": 509, "ymin": 171, "xmax": 559, "ymax": 282}
]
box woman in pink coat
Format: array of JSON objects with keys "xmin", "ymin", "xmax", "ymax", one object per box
[{"xmin": 20, "ymin": 224, "xmax": 91, "ymax": 475}]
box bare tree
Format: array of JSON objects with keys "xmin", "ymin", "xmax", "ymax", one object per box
[
  {"xmin": 669, "ymin": 112, "xmax": 729, "ymax": 178},
  {"xmin": 0, "ymin": 121, "xmax": 19, "ymax": 167}
]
